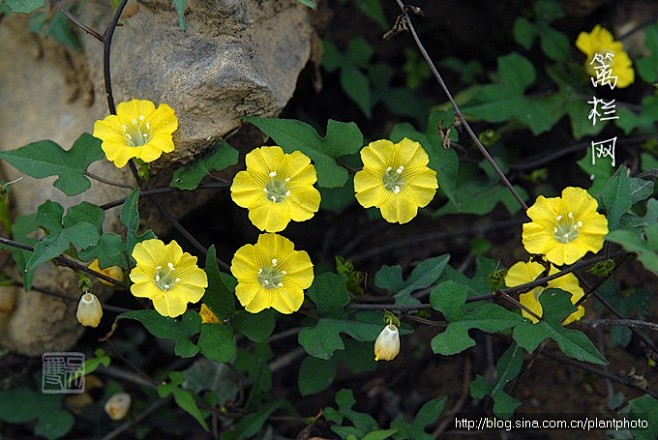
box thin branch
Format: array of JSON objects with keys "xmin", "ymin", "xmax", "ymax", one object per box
[
  {"xmin": 84, "ymin": 171, "xmax": 134, "ymax": 189},
  {"xmin": 9, "ymin": 281, "xmax": 132, "ymax": 313},
  {"xmin": 99, "ymin": 183, "xmax": 229, "ymax": 210},
  {"xmin": 0, "ymin": 235, "xmax": 129, "ymax": 290},
  {"xmin": 52, "ymin": 0, "xmax": 103, "ymax": 42},
  {"xmin": 103, "ymin": 0, "xmax": 129, "ymax": 114},
  {"xmin": 392, "ymin": 1, "xmax": 527, "ymax": 211},
  {"xmin": 577, "ymin": 318, "xmax": 658, "ymax": 332}
]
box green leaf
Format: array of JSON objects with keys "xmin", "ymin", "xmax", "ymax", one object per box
[
  {"xmin": 298, "ymin": 315, "xmax": 385, "ymax": 359},
  {"xmin": 27, "ymin": 222, "xmax": 100, "ymax": 271},
  {"xmin": 244, "ymin": 117, "xmax": 364, "ymax": 188},
  {"xmin": 80, "ymin": 348, "xmax": 110, "ymax": 376},
  {"xmin": 513, "ymin": 17, "xmax": 536, "ymax": 49},
  {"xmin": 64, "ymin": 202, "xmax": 104, "ymax": 230},
  {"xmin": 158, "ymin": 371, "xmax": 208, "ymax": 430},
  {"xmin": 341, "ymin": 65, "xmax": 372, "ymax": 117},
  {"xmin": 534, "ymin": 0, "xmax": 564, "ymax": 22},
  {"xmin": 470, "ymin": 343, "xmax": 523, "ymax": 417},
  {"xmin": 361, "ymin": 429, "xmax": 398, "ymax": 440},
  {"xmin": 636, "ymin": 24, "xmax": 658, "ymax": 83},
  {"xmin": 35, "ymin": 200, "xmax": 65, "ymax": 235},
  {"xmin": 434, "ymin": 180, "xmax": 527, "ymax": 217},
  {"xmin": 355, "ymin": 0, "xmax": 388, "ymax": 29},
  {"xmin": 512, "ymin": 289, "xmax": 607, "ymax": 365},
  {"xmin": 430, "ymin": 281, "xmax": 525, "ymax": 355},
  {"xmin": 78, "ymin": 232, "xmax": 127, "ymax": 268},
  {"xmin": 375, "ymin": 255, "xmax": 450, "ymax": 305},
  {"xmin": 626, "ymin": 394, "xmax": 658, "ymax": 440},
  {"xmin": 4, "ymin": 0, "xmax": 45, "ymax": 13},
  {"xmin": 170, "ymin": 140, "xmax": 239, "ymax": 190},
  {"xmin": 233, "ymin": 309, "xmax": 275, "ymax": 342},
  {"xmin": 298, "ymin": 356, "xmax": 337, "ymax": 396},
  {"xmin": 614, "ymin": 96, "xmax": 658, "ymax": 134},
  {"xmin": 118, "ymin": 310, "xmax": 201, "ymax": 358},
  {"xmin": 329, "ymin": 389, "xmax": 379, "ymax": 433},
  {"xmin": 172, "ymin": 0, "xmax": 187, "ymax": 29},
  {"xmin": 0, "ymin": 133, "xmax": 103, "ymax": 195},
  {"xmin": 198, "ymin": 323, "xmax": 236, "ymax": 362},
  {"xmin": 121, "ymin": 188, "xmax": 155, "ymax": 258},
  {"xmin": 202, "ymin": 246, "xmax": 236, "ymax": 320},
  {"xmin": 606, "ymin": 224, "xmax": 658, "ymax": 276},
  {"xmin": 538, "ymin": 24, "xmax": 569, "ymax": 61},
  {"xmin": 235, "ymin": 343, "xmax": 273, "ymax": 399},
  {"xmin": 183, "ymin": 358, "xmax": 241, "ymax": 405},
  {"xmin": 307, "ymin": 272, "xmax": 351, "ymax": 315},
  {"xmin": 567, "ymin": 99, "xmax": 606, "ymax": 139},
  {"xmin": 577, "ymin": 146, "xmax": 614, "ymax": 196},
  {"xmin": 391, "ymin": 396, "xmax": 447, "ymax": 440},
  {"xmin": 603, "ymin": 165, "xmax": 632, "ymax": 231},
  {"xmin": 235, "ymin": 401, "xmax": 280, "ymax": 440},
  {"xmin": 0, "ymin": 388, "xmax": 74, "ymax": 440}
]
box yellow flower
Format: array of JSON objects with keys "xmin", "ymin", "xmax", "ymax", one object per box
[
  {"xmin": 76, "ymin": 292, "xmax": 103, "ymax": 327},
  {"xmin": 505, "ymin": 261, "xmax": 585, "ymax": 325},
  {"xmin": 230, "ymin": 146, "xmax": 321, "ymax": 232},
  {"xmin": 199, "ymin": 303, "xmax": 221, "ymax": 323},
  {"xmin": 230, "ymin": 233, "xmax": 313, "ymax": 314},
  {"xmin": 354, "ymin": 138, "xmax": 438, "ymax": 224},
  {"xmin": 104, "ymin": 393, "xmax": 131, "ymax": 421},
  {"xmin": 129, "ymin": 239, "xmax": 208, "ymax": 318},
  {"xmin": 576, "ymin": 25, "xmax": 634, "ymax": 88},
  {"xmin": 88, "ymin": 259, "xmax": 124, "ymax": 287},
  {"xmin": 93, "ymin": 99, "xmax": 178, "ymax": 168},
  {"xmin": 374, "ymin": 324, "xmax": 400, "ymax": 361},
  {"xmin": 522, "ymin": 187, "xmax": 608, "ymax": 266}
]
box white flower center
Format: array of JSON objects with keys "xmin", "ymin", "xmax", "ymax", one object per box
[
  {"xmin": 553, "ymin": 211, "xmax": 582, "ymax": 244},
  {"xmin": 154, "ymin": 262, "xmax": 180, "ymax": 291},
  {"xmin": 257, "ymin": 258, "xmax": 286, "ymax": 289},
  {"xmin": 121, "ymin": 115, "xmax": 152, "ymax": 147},
  {"xmin": 382, "ymin": 165, "xmax": 405, "ymax": 195},
  {"xmin": 263, "ymin": 171, "xmax": 291, "ymax": 203}
]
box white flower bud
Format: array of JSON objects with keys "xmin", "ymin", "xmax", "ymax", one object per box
[
  {"xmin": 76, "ymin": 292, "xmax": 103, "ymax": 327},
  {"xmin": 104, "ymin": 392, "xmax": 131, "ymax": 420},
  {"xmin": 374, "ymin": 324, "xmax": 400, "ymax": 361}
]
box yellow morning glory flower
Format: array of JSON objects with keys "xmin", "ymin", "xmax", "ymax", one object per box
[
  {"xmin": 129, "ymin": 239, "xmax": 208, "ymax": 318},
  {"xmin": 575, "ymin": 25, "xmax": 634, "ymax": 88},
  {"xmin": 522, "ymin": 187, "xmax": 608, "ymax": 266},
  {"xmin": 93, "ymin": 99, "xmax": 178, "ymax": 168},
  {"xmin": 88, "ymin": 259, "xmax": 124, "ymax": 287},
  {"xmin": 354, "ymin": 138, "xmax": 438, "ymax": 224},
  {"xmin": 230, "ymin": 146, "xmax": 321, "ymax": 232},
  {"xmin": 230, "ymin": 233, "xmax": 314, "ymax": 314},
  {"xmin": 505, "ymin": 261, "xmax": 585, "ymax": 325}
]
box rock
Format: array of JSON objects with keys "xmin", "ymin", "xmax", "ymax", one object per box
[{"xmin": 0, "ymin": 0, "xmax": 314, "ymax": 355}]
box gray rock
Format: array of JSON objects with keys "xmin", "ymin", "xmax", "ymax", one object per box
[{"xmin": 0, "ymin": 0, "xmax": 313, "ymax": 355}]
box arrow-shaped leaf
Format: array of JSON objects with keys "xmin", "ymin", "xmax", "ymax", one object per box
[
  {"xmin": 0, "ymin": 133, "xmax": 104, "ymax": 196},
  {"xmin": 244, "ymin": 117, "xmax": 364, "ymax": 188},
  {"xmin": 512, "ymin": 289, "xmax": 607, "ymax": 365}
]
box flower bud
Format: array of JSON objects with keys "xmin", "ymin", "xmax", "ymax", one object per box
[
  {"xmin": 374, "ymin": 324, "xmax": 400, "ymax": 361},
  {"xmin": 76, "ymin": 292, "xmax": 103, "ymax": 327},
  {"xmin": 89, "ymin": 259, "xmax": 124, "ymax": 287},
  {"xmin": 104, "ymin": 392, "xmax": 131, "ymax": 420},
  {"xmin": 199, "ymin": 303, "xmax": 220, "ymax": 324}
]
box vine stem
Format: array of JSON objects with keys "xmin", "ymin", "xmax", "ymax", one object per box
[
  {"xmin": 392, "ymin": 1, "xmax": 528, "ymax": 211},
  {"xmin": 103, "ymin": 0, "xmax": 129, "ymax": 114},
  {"xmin": 0, "ymin": 235, "xmax": 128, "ymax": 290},
  {"xmin": 52, "ymin": 0, "xmax": 103, "ymax": 42}
]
